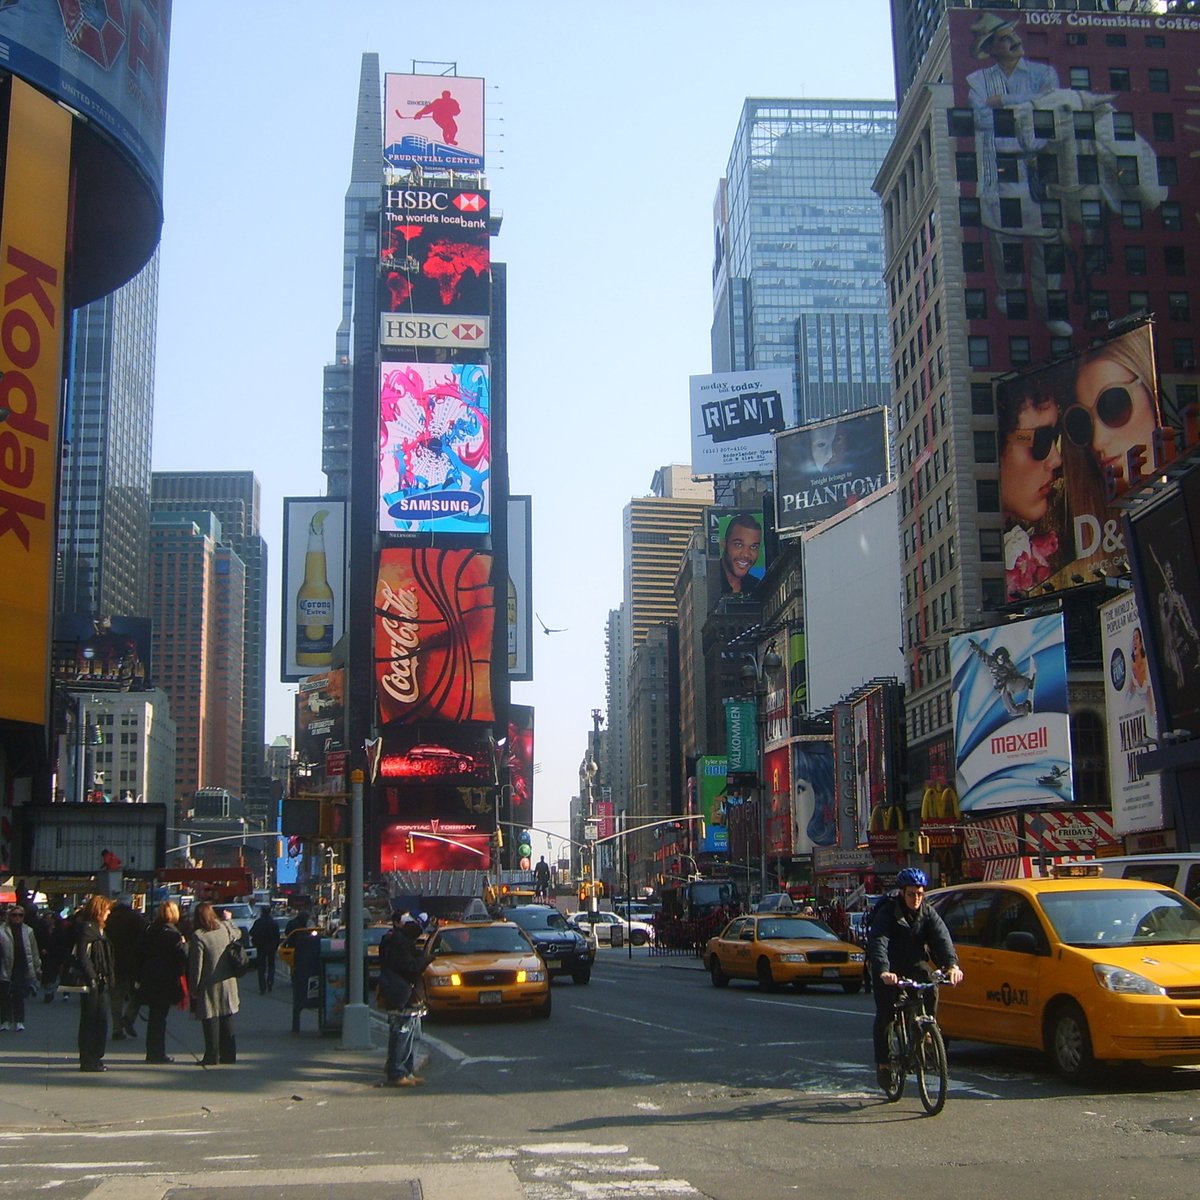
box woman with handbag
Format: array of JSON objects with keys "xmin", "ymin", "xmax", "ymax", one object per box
[
  {"xmin": 138, "ymin": 900, "xmax": 187, "ymax": 1064},
  {"xmin": 187, "ymin": 902, "xmax": 240, "ymax": 1066},
  {"xmin": 73, "ymin": 896, "xmax": 115, "ymax": 1072},
  {"xmin": 0, "ymin": 904, "xmax": 42, "ymax": 1031}
]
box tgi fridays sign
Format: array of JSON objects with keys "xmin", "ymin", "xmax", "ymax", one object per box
[{"xmin": 963, "ymin": 810, "xmax": 1117, "ymax": 859}]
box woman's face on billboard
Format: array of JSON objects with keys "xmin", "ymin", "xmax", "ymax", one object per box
[{"xmin": 1068, "ymin": 356, "xmax": 1157, "ymax": 478}]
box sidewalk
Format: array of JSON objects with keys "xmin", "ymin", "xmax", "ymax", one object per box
[{"xmin": 0, "ymin": 978, "xmax": 385, "ymax": 1131}]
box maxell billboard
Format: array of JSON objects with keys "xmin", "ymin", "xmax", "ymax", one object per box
[
  {"xmin": 379, "ymin": 363, "xmax": 491, "ymax": 534},
  {"xmin": 384, "ymin": 74, "xmax": 484, "ymax": 174},
  {"xmin": 379, "ymin": 186, "xmax": 490, "ymax": 350},
  {"xmin": 689, "ymin": 369, "xmax": 794, "ymax": 476},
  {"xmin": 775, "ymin": 408, "xmax": 889, "ymax": 534},
  {"xmin": 950, "ymin": 614, "xmax": 1072, "ymax": 813},
  {"xmin": 1099, "ymin": 591, "xmax": 1163, "ymax": 836}
]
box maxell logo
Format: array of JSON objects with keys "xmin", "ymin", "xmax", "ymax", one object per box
[
  {"xmin": 990, "ymin": 727, "xmax": 1049, "ymax": 755},
  {"xmin": 700, "ymin": 388, "xmax": 784, "ymax": 443},
  {"xmin": 453, "ymin": 193, "xmax": 486, "ymax": 212}
]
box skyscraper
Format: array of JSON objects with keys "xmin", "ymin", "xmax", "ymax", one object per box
[
  {"xmin": 712, "ymin": 100, "xmax": 897, "ymax": 424},
  {"xmin": 150, "ymin": 471, "xmax": 267, "ymax": 821},
  {"xmin": 56, "ymin": 255, "xmax": 159, "ymax": 619}
]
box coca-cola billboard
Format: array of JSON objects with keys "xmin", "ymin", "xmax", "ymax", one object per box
[{"xmin": 374, "ymin": 548, "xmax": 495, "ymax": 726}]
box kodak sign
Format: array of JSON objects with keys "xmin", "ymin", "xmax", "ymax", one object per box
[{"xmin": 0, "ymin": 80, "xmax": 71, "ymax": 725}]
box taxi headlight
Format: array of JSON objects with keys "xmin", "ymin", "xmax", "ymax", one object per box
[
  {"xmin": 523, "ymin": 968, "xmax": 547, "ymax": 983},
  {"xmin": 778, "ymin": 953, "xmax": 808, "ymax": 963},
  {"xmin": 1093, "ymin": 964, "xmax": 1165, "ymax": 995},
  {"xmin": 850, "ymin": 952, "xmax": 865, "ymax": 963},
  {"xmin": 427, "ymin": 973, "xmax": 460, "ymax": 988}
]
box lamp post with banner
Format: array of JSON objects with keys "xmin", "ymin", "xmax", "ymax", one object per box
[{"xmin": 740, "ymin": 641, "xmax": 783, "ymax": 900}]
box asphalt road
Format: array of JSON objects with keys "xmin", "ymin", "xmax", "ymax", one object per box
[{"xmin": 3, "ymin": 948, "xmax": 1199, "ymax": 1199}]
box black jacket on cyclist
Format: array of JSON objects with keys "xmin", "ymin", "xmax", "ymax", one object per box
[{"xmin": 868, "ymin": 895, "xmax": 958, "ymax": 982}]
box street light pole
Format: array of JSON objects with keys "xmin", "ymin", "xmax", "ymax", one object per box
[{"xmin": 740, "ymin": 641, "xmax": 782, "ymax": 903}]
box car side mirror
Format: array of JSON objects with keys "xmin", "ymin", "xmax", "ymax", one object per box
[
  {"xmin": 1003, "ymin": 930, "xmax": 1038, "ymax": 954},
  {"xmin": 740, "ymin": 930, "xmax": 755, "ymax": 942}
]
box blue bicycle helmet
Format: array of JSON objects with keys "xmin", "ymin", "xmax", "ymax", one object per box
[{"xmin": 895, "ymin": 867, "xmax": 929, "ymax": 889}]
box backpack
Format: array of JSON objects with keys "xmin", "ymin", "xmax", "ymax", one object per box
[{"xmin": 866, "ymin": 890, "xmax": 900, "ymax": 941}]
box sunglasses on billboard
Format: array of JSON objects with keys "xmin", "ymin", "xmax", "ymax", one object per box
[
  {"xmin": 1009, "ymin": 424, "xmax": 1060, "ymax": 461},
  {"xmin": 1063, "ymin": 381, "xmax": 1141, "ymax": 447}
]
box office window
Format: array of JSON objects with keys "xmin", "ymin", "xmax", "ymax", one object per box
[
  {"xmin": 1036, "ymin": 152, "xmax": 1059, "ymax": 184},
  {"xmin": 996, "ymin": 154, "xmax": 1020, "ymax": 184},
  {"xmin": 973, "ymin": 430, "xmax": 996, "ymax": 463},
  {"xmin": 1076, "ymin": 154, "xmax": 1099, "ymax": 184},
  {"xmin": 1152, "ymin": 112, "xmax": 1175, "ymax": 142},
  {"xmin": 1161, "ymin": 203, "xmax": 1182, "ymax": 231},
  {"xmin": 1045, "ymin": 243, "xmax": 1066, "ymax": 275},
  {"xmin": 993, "ymin": 107, "xmax": 1016, "ymax": 137},
  {"xmin": 963, "ymin": 242, "xmax": 985, "ymax": 273},
  {"xmin": 1009, "ymin": 336, "xmax": 1032, "ymax": 366},
  {"xmin": 979, "ymin": 530, "xmax": 1004, "ymax": 562},
  {"xmin": 1050, "ymin": 336, "xmax": 1072, "ymax": 358},
  {"xmin": 1111, "ymin": 112, "xmax": 1135, "ymax": 142},
  {"xmin": 964, "ymin": 288, "xmax": 987, "ymax": 320},
  {"xmin": 968, "ymin": 336, "xmax": 990, "ymax": 368},
  {"xmin": 1001, "ymin": 242, "xmax": 1024, "ymax": 274},
  {"xmin": 1174, "ymin": 339, "xmax": 1197, "ymax": 370},
  {"xmin": 1069, "ymin": 67, "xmax": 1091, "ymax": 90},
  {"xmin": 1041, "ymin": 200, "xmax": 1062, "ymax": 230},
  {"xmin": 999, "ymin": 198, "xmax": 1023, "ymax": 228},
  {"xmin": 1168, "ymin": 292, "xmax": 1190, "ymax": 322},
  {"xmin": 1087, "ymin": 291, "xmax": 1110, "ymax": 323},
  {"xmin": 976, "ymin": 480, "xmax": 1000, "ymax": 514},
  {"xmin": 1114, "ymin": 156, "xmax": 1139, "ymax": 187},
  {"xmin": 970, "ymin": 382, "xmax": 994, "ymax": 415},
  {"xmin": 1109, "ymin": 67, "xmax": 1131, "ymax": 92},
  {"xmin": 1081, "ymin": 201, "xmax": 1103, "ymax": 229},
  {"xmin": 1073, "ymin": 112, "xmax": 1095, "ymax": 141},
  {"xmin": 1145, "ymin": 34, "xmax": 1165, "ymax": 48},
  {"xmin": 1105, "ymin": 33, "xmax": 1127, "ymax": 47},
  {"xmin": 955, "ymin": 152, "xmax": 978, "ymax": 183},
  {"xmin": 1148, "ymin": 67, "xmax": 1169, "ymax": 93},
  {"xmin": 959, "ymin": 196, "xmax": 981, "ymax": 226},
  {"xmin": 947, "ymin": 108, "xmax": 973, "ymax": 137},
  {"xmin": 1004, "ymin": 289, "xmax": 1029, "ymax": 320},
  {"xmin": 981, "ymin": 578, "xmax": 1006, "ymax": 608},
  {"xmin": 1046, "ymin": 290, "xmax": 1069, "ymax": 321},
  {"xmin": 1128, "ymin": 290, "xmax": 1150, "ymax": 315},
  {"xmin": 1157, "ymin": 157, "xmax": 1179, "ymax": 186},
  {"xmin": 1083, "ymin": 244, "xmax": 1107, "ymax": 275},
  {"xmin": 1121, "ymin": 201, "xmax": 1142, "ymax": 230},
  {"xmin": 1032, "ymin": 110, "xmax": 1055, "ymax": 139},
  {"xmin": 1165, "ymin": 246, "xmax": 1186, "ymax": 276},
  {"xmin": 1124, "ymin": 245, "xmax": 1146, "ymax": 276}
]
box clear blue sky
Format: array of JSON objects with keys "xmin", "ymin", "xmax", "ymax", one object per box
[{"xmin": 153, "ymin": 0, "xmax": 896, "ymax": 845}]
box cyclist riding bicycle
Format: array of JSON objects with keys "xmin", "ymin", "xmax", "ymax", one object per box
[
  {"xmin": 867, "ymin": 867, "xmax": 963, "ymax": 1092},
  {"xmin": 533, "ymin": 856, "xmax": 552, "ymax": 903}
]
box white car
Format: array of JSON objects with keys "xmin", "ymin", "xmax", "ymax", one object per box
[
  {"xmin": 218, "ymin": 902, "xmax": 259, "ymax": 960},
  {"xmin": 568, "ymin": 910, "xmax": 655, "ymax": 947}
]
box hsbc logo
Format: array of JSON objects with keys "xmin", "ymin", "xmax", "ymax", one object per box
[
  {"xmin": 452, "ymin": 323, "xmax": 484, "ymax": 341},
  {"xmin": 381, "ymin": 314, "xmax": 490, "ymax": 349},
  {"xmin": 384, "ymin": 189, "xmax": 450, "ymax": 210},
  {"xmin": 453, "ymin": 193, "xmax": 487, "ymax": 212}
]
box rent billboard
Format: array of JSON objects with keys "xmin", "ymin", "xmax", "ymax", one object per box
[
  {"xmin": 996, "ymin": 324, "xmax": 1163, "ymax": 600},
  {"xmin": 951, "ymin": 614, "xmax": 1071, "ymax": 812},
  {"xmin": 689, "ymin": 369, "xmax": 794, "ymax": 477},
  {"xmin": 374, "ymin": 548, "xmax": 495, "ymax": 726},
  {"xmin": 281, "ymin": 499, "xmax": 347, "ymax": 682},
  {"xmin": 775, "ymin": 408, "xmax": 890, "ymax": 533},
  {"xmin": 1099, "ymin": 591, "xmax": 1164, "ymax": 836},
  {"xmin": 379, "ymin": 185, "xmax": 490, "ymax": 350},
  {"xmin": 379, "ymin": 363, "xmax": 490, "ymax": 534},
  {"xmin": 384, "ymin": 74, "xmax": 484, "ymax": 173}
]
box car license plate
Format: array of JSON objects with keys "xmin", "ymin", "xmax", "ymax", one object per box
[
  {"xmin": 479, "ymin": 990, "xmax": 502, "ymax": 1005},
  {"xmin": 822, "ymin": 967, "xmax": 839, "ymax": 978},
  {"xmin": 544, "ymin": 959, "xmax": 561, "ymax": 970}
]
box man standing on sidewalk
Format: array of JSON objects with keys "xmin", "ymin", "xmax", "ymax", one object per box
[
  {"xmin": 106, "ymin": 896, "xmax": 147, "ymax": 1040},
  {"xmin": 377, "ymin": 911, "xmax": 434, "ymax": 1087}
]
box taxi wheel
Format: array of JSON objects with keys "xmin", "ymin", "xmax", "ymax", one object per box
[
  {"xmin": 756, "ymin": 958, "xmax": 778, "ymax": 992},
  {"xmin": 709, "ymin": 958, "xmax": 729, "ymax": 988},
  {"xmin": 1048, "ymin": 1001, "xmax": 1096, "ymax": 1082}
]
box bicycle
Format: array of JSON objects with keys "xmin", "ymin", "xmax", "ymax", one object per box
[{"xmin": 882, "ymin": 971, "xmax": 953, "ymax": 1115}]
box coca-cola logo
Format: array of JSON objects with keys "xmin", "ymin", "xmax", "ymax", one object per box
[{"xmin": 378, "ymin": 581, "xmax": 420, "ymax": 704}]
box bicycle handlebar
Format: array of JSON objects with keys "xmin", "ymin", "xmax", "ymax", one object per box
[{"xmin": 893, "ymin": 969, "xmax": 958, "ymax": 989}]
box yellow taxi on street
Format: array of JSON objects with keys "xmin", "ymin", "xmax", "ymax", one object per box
[
  {"xmin": 703, "ymin": 913, "xmax": 866, "ymax": 993},
  {"xmin": 423, "ymin": 908, "xmax": 551, "ymax": 1019},
  {"xmin": 928, "ymin": 868, "xmax": 1200, "ymax": 1080}
]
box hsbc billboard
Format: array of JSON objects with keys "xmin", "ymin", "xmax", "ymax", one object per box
[{"xmin": 380, "ymin": 186, "xmax": 491, "ymax": 349}]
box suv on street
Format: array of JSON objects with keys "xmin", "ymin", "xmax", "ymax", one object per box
[{"xmin": 504, "ymin": 905, "xmax": 595, "ymax": 984}]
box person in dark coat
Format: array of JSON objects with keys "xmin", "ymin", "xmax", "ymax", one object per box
[
  {"xmin": 867, "ymin": 867, "xmax": 962, "ymax": 1092},
  {"xmin": 377, "ymin": 910, "xmax": 435, "ymax": 1087},
  {"xmin": 105, "ymin": 895, "xmax": 147, "ymax": 1040},
  {"xmin": 249, "ymin": 905, "xmax": 281, "ymax": 994},
  {"xmin": 188, "ymin": 901, "xmax": 241, "ymax": 1066},
  {"xmin": 137, "ymin": 900, "xmax": 187, "ymax": 1063},
  {"xmin": 74, "ymin": 895, "xmax": 116, "ymax": 1072}
]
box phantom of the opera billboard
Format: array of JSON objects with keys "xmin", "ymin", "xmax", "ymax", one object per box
[
  {"xmin": 374, "ymin": 548, "xmax": 495, "ymax": 726},
  {"xmin": 1100, "ymin": 591, "xmax": 1164, "ymax": 837},
  {"xmin": 281, "ymin": 499, "xmax": 347, "ymax": 682},
  {"xmin": 997, "ymin": 325, "xmax": 1164, "ymax": 600},
  {"xmin": 384, "ymin": 74, "xmax": 485, "ymax": 174},
  {"xmin": 946, "ymin": 9, "xmax": 1200, "ymax": 402},
  {"xmin": 379, "ymin": 186, "xmax": 490, "ymax": 350},
  {"xmin": 379, "ymin": 362, "xmax": 491, "ymax": 534},
  {"xmin": 689, "ymin": 369, "xmax": 794, "ymax": 477},
  {"xmin": 950, "ymin": 613, "xmax": 1071, "ymax": 813}
]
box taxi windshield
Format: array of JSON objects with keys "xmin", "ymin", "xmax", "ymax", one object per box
[
  {"xmin": 1039, "ymin": 889, "xmax": 1200, "ymax": 947},
  {"xmin": 757, "ymin": 918, "xmax": 838, "ymax": 940},
  {"xmin": 434, "ymin": 927, "xmax": 531, "ymax": 955}
]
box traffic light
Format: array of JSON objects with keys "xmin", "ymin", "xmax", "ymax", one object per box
[
  {"xmin": 492, "ymin": 826, "xmax": 504, "ymax": 849},
  {"xmin": 518, "ymin": 829, "xmax": 532, "ymax": 871}
]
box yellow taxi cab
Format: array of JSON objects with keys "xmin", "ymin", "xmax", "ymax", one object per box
[
  {"xmin": 928, "ymin": 868, "xmax": 1200, "ymax": 1080},
  {"xmin": 423, "ymin": 905, "xmax": 551, "ymax": 1019},
  {"xmin": 703, "ymin": 913, "xmax": 866, "ymax": 993}
]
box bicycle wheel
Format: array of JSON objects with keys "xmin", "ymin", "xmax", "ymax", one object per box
[
  {"xmin": 884, "ymin": 1018, "xmax": 906, "ymax": 1102},
  {"xmin": 915, "ymin": 1021, "xmax": 948, "ymax": 1115}
]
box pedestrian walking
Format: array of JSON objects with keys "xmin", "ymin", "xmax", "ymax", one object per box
[
  {"xmin": 377, "ymin": 910, "xmax": 435, "ymax": 1087},
  {"xmin": 0, "ymin": 904, "xmax": 42, "ymax": 1031},
  {"xmin": 105, "ymin": 895, "xmax": 147, "ymax": 1040},
  {"xmin": 73, "ymin": 895, "xmax": 116, "ymax": 1072},
  {"xmin": 137, "ymin": 900, "xmax": 187, "ymax": 1064},
  {"xmin": 40, "ymin": 911, "xmax": 73, "ymax": 1002},
  {"xmin": 188, "ymin": 901, "xmax": 241, "ymax": 1066},
  {"xmin": 249, "ymin": 905, "xmax": 281, "ymax": 994}
]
